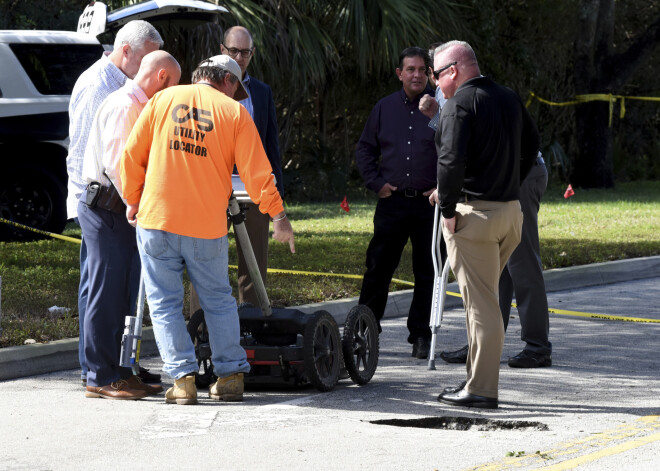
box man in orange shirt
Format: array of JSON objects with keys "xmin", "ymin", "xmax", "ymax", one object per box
[{"xmin": 120, "ymin": 55, "xmax": 295, "ymax": 405}]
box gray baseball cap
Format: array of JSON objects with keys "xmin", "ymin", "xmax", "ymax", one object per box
[{"xmin": 203, "ymin": 54, "xmax": 249, "ymax": 101}]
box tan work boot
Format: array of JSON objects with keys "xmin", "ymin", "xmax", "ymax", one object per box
[
  {"xmin": 165, "ymin": 375, "xmax": 197, "ymax": 405},
  {"xmin": 209, "ymin": 373, "xmax": 244, "ymax": 402}
]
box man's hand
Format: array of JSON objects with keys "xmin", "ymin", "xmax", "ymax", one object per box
[
  {"xmin": 126, "ymin": 203, "xmax": 139, "ymax": 228},
  {"xmin": 419, "ymin": 94, "xmax": 439, "ymax": 119},
  {"xmin": 272, "ymin": 213, "xmax": 295, "ymax": 253},
  {"xmin": 428, "ymin": 188, "xmax": 439, "ymax": 206},
  {"xmin": 377, "ymin": 182, "xmax": 397, "ymax": 198},
  {"xmin": 443, "ymin": 216, "xmax": 456, "ymax": 234}
]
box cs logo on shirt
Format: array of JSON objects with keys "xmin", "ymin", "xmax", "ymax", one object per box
[{"xmin": 171, "ymin": 104, "xmax": 214, "ymax": 132}]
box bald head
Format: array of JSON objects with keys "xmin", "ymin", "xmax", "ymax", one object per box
[
  {"xmin": 224, "ymin": 26, "xmax": 253, "ymax": 46},
  {"xmin": 134, "ymin": 50, "xmax": 182, "ymax": 98},
  {"xmin": 432, "ymin": 41, "xmax": 480, "ymax": 99}
]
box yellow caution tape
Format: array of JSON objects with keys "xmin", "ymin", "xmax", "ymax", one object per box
[
  {"xmin": 0, "ymin": 217, "xmax": 82, "ymax": 245},
  {"xmin": 526, "ymin": 91, "xmax": 660, "ymax": 127},
  {"xmin": 228, "ymin": 264, "xmax": 415, "ymax": 287},
  {"xmin": 512, "ymin": 302, "xmax": 660, "ymax": 324},
  {"xmin": 548, "ymin": 307, "xmax": 660, "ymax": 324}
]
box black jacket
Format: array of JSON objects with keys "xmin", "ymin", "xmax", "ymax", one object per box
[{"xmin": 436, "ymin": 76, "xmax": 540, "ymax": 218}]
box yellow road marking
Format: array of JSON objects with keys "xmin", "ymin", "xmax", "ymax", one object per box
[
  {"xmin": 541, "ymin": 431, "xmax": 660, "ymax": 470},
  {"xmin": 466, "ymin": 416, "xmax": 660, "ymax": 471}
]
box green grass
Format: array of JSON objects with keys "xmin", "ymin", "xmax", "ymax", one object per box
[{"xmin": 1, "ymin": 181, "xmax": 659, "ymax": 347}]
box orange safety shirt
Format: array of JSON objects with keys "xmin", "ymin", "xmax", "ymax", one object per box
[{"xmin": 120, "ymin": 84, "xmax": 284, "ymax": 239}]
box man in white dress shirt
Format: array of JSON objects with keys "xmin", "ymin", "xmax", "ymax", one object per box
[{"xmin": 79, "ymin": 51, "xmax": 180, "ymax": 400}]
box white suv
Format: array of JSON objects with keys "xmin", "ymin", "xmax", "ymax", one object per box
[{"xmin": 0, "ymin": 0, "xmax": 226, "ymax": 240}]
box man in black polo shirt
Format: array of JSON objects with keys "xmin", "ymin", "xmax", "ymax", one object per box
[
  {"xmin": 355, "ymin": 47, "xmax": 446, "ymax": 359},
  {"xmin": 432, "ymin": 41, "xmax": 540, "ymax": 408}
]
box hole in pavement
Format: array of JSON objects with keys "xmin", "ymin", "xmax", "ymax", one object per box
[{"xmin": 371, "ymin": 416, "xmax": 549, "ymax": 431}]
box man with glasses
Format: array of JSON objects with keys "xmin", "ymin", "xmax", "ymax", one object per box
[
  {"xmin": 356, "ymin": 47, "xmax": 446, "ymax": 360},
  {"xmin": 429, "ymin": 41, "xmax": 540, "ymax": 409},
  {"xmin": 219, "ymin": 26, "xmax": 284, "ymax": 307}
]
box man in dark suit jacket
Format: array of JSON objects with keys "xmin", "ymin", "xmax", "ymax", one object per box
[{"xmin": 222, "ymin": 26, "xmax": 284, "ymax": 305}]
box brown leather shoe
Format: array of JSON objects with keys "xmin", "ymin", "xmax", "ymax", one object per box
[
  {"xmin": 85, "ymin": 379, "xmax": 148, "ymax": 400},
  {"xmin": 126, "ymin": 375, "xmax": 163, "ymax": 395}
]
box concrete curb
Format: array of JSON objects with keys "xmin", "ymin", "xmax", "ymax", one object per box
[{"xmin": 1, "ymin": 255, "xmax": 658, "ymax": 381}]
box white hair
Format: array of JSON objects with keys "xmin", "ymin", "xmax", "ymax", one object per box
[
  {"xmin": 113, "ymin": 20, "xmax": 163, "ymax": 52},
  {"xmin": 433, "ymin": 40, "xmax": 477, "ymax": 66}
]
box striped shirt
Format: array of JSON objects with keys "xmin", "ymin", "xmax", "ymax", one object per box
[
  {"xmin": 427, "ymin": 85, "xmax": 447, "ymax": 131},
  {"xmin": 82, "ymin": 79, "xmax": 148, "ymax": 198},
  {"xmin": 66, "ymin": 53, "xmax": 126, "ymax": 218}
]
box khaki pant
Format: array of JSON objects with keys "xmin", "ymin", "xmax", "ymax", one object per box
[
  {"xmin": 190, "ymin": 203, "xmax": 269, "ymax": 313},
  {"xmin": 443, "ymin": 199, "xmax": 523, "ymax": 398}
]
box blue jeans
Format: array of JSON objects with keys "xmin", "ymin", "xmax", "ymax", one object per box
[
  {"xmin": 74, "ymin": 217, "xmax": 89, "ymax": 381},
  {"xmin": 136, "ymin": 227, "xmax": 250, "ymax": 380}
]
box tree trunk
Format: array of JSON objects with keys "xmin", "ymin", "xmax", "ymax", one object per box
[
  {"xmin": 573, "ymin": 101, "xmax": 614, "ymax": 188},
  {"xmin": 573, "ymin": 0, "xmax": 615, "ymax": 188}
]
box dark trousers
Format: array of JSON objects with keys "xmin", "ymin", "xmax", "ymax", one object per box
[
  {"xmin": 359, "ymin": 193, "xmax": 445, "ymax": 343},
  {"xmin": 236, "ymin": 203, "xmax": 269, "ymax": 305},
  {"xmin": 78, "ymin": 201, "xmax": 141, "ymax": 387},
  {"xmin": 498, "ymin": 160, "xmax": 552, "ymax": 355}
]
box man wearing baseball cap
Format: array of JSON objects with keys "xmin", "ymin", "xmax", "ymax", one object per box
[{"xmin": 120, "ymin": 55, "xmax": 295, "ymax": 405}]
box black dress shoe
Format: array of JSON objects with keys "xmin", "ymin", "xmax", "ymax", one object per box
[
  {"xmin": 411, "ymin": 337, "xmax": 431, "ymax": 359},
  {"xmin": 138, "ymin": 366, "xmax": 162, "ymax": 383},
  {"xmin": 508, "ymin": 350, "xmax": 552, "ymax": 368},
  {"xmin": 438, "ymin": 389, "xmax": 498, "ymax": 409},
  {"xmin": 439, "ymin": 344, "xmax": 468, "ymax": 364},
  {"xmin": 442, "ymin": 380, "xmax": 466, "ymax": 394}
]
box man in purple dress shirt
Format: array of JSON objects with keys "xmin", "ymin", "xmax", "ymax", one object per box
[{"xmin": 355, "ymin": 47, "xmax": 446, "ymax": 359}]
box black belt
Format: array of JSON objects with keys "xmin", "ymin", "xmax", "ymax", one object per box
[
  {"xmin": 461, "ymin": 193, "xmax": 480, "ymax": 202},
  {"xmin": 395, "ymin": 188, "xmax": 426, "ymax": 198},
  {"xmin": 81, "ymin": 182, "xmax": 126, "ymax": 214}
]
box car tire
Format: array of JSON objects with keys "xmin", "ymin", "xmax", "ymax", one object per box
[{"xmin": 0, "ymin": 166, "xmax": 67, "ymax": 241}]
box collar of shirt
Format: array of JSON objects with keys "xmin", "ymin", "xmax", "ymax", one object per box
[
  {"xmin": 239, "ymin": 73, "xmax": 254, "ymax": 118},
  {"xmin": 455, "ymin": 74, "xmax": 489, "ymax": 95},
  {"xmin": 125, "ymin": 78, "xmax": 149, "ymax": 104},
  {"xmin": 100, "ymin": 53, "xmax": 128, "ymax": 91},
  {"xmin": 398, "ymin": 86, "xmax": 432, "ymax": 106}
]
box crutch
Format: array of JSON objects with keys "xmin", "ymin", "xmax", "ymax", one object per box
[
  {"xmin": 428, "ymin": 204, "xmax": 450, "ymax": 370},
  {"xmin": 119, "ymin": 272, "xmax": 146, "ymax": 375}
]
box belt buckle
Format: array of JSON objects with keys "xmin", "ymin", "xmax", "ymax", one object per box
[{"xmin": 403, "ymin": 189, "xmax": 416, "ymax": 198}]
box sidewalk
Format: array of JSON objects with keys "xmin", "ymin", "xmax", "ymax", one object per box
[
  {"xmin": 0, "ymin": 258, "xmax": 658, "ymax": 470},
  {"xmin": 1, "ymin": 255, "xmax": 658, "ymax": 381}
]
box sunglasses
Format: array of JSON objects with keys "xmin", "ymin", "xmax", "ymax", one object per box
[{"xmin": 433, "ymin": 61, "xmax": 457, "ymax": 80}]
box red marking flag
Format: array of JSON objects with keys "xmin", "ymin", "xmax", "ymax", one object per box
[
  {"xmin": 340, "ymin": 195, "xmax": 350, "ymax": 212},
  {"xmin": 564, "ymin": 184, "xmax": 575, "ymax": 199}
]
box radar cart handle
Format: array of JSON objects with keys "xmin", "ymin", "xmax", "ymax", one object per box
[{"xmin": 119, "ymin": 273, "xmax": 146, "ymax": 375}]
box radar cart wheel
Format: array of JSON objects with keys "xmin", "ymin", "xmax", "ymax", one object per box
[
  {"xmin": 342, "ymin": 304, "xmax": 379, "ymax": 385},
  {"xmin": 303, "ymin": 311, "xmax": 341, "ymax": 391}
]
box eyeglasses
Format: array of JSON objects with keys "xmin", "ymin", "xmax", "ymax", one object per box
[
  {"xmin": 433, "ymin": 61, "xmax": 457, "ymax": 80},
  {"xmin": 222, "ymin": 44, "xmax": 254, "ymax": 58}
]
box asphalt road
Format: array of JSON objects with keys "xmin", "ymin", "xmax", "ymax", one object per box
[{"xmin": 1, "ymin": 275, "xmax": 659, "ymax": 470}]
